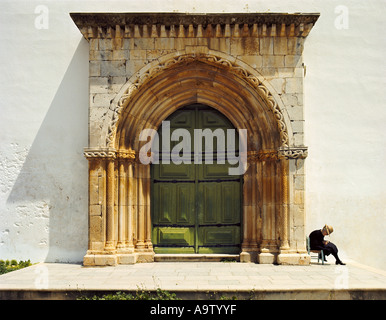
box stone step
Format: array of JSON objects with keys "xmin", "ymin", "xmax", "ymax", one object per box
[{"xmin": 154, "ymin": 254, "xmax": 240, "ymax": 262}]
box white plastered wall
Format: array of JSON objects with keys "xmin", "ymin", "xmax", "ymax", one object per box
[{"xmin": 0, "ymin": 0, "xmax": 385, "ymax": 269}]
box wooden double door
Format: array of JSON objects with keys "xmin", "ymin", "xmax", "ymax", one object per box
[{"xmin": 151, "ymin": 105, "xmax": 242, "ymax": 254}]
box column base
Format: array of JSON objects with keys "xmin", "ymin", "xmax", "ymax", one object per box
[
  {"xmin": 277, "ymin": 252, "xmax": 310, "ymax": 265},
  {"xmin": 83, "ymin": 251, "xmax": 155, "ymax": 266},
  {"xmin": 136, "ymin": 251, "xmax": 155, "ymax": 263},
  {"xmin": 240, "ymin": 251, "xmax": 258, "ymax": 263},
  {"xmin": 257, "ymin": 252, "xmax": 277, "ymax": 264},
  {"xmin": 117, "ymin": 253, "xmax": 137, "ymax": 264},
  {"xmin": 83, "ymin": 254, "xmax": 118, "ymax": 266}
]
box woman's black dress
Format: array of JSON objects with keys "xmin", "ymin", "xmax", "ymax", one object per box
[{"xmin": 309, "ymin": 229, "xmax": 339, "ymax": 257}]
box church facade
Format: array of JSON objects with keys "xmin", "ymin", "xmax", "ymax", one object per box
[{"xmin": 1, "ymin": 1, "xmax": 385, "ymax": 271}]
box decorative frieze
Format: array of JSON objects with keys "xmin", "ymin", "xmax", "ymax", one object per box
[
  {"xmin": 247, "ymin": 147, "xmax": 308, "ymax": 162},
  {"xmin": 84, "ymin": 148, "xmax": 137, "ymax": 161},
  {"xmin": 117, "ymin": 150, "xmax": 136, "ymax": 162},
  {"xmin": 70, "ymin": 13, "xmax": 319, "ymax": 40},
  {"xmin": 84, "ymin": 148, "xmax": 117, "ymax": 159}
]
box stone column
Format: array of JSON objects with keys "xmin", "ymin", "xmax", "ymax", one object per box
[
  {"xmin": 105, "ymin": 158, "xmax": 116, "ymax": 252},
  {"xmin": 241, "ymin": 162, "xmax": 252, "ymax": 252},
  {"xmin": 277, "ymin": 147, "xmax": 310, "ymax": 265},
  {"xmin": 240, "ymin": 151, "xmax": 259, "ymax": 263},
  {"xmin": 136, "ymin": 163, "xmax": 146, "ymax": 251},
  {"xmin": 280, "ymin": 158, "xmax": 290, "ymax": 251},
  {"xmin": 257, "ymin": 150, "xmax": 279, "ymax": 264},
  {"xmin": 116, "ymin": 150, "xmax": 137, "ymax": 264},
  {"xmin": 117, "ymin": 160, "xmax": 126, "ymax": 250},
  {"xmin": 135, "ymin": 162, "xmax": 154, "ymax": 262},
  {"xmin": 126, "ymin": 161, "xmax": 136, "ymax": 252},
  {"xmin": 144, "ymin": 165, "xmax": 153, "ymax": 251}
]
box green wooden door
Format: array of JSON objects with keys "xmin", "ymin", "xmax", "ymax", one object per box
[{"xmin": 151, "ymin": 105, "xmax": 242, "ymax": 254}]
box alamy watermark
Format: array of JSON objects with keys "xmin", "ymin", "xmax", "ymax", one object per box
[
  {"xmin": 334, "ymin": 5, "xmax": 349, "ymax": 30},
  {"xmin": 34, "ymin": 264, "xmax": 49, "ymax": 289},
  {"xmin": 334, "ymin": 265, "xmax": 349, "ymax": 289},
  {"xmin": 34, "ymin": 5, "xmax": 49, "ymax": 30},
  {"xmin": 138, "ymin": 121, "xmax": 248, "ymax": 175}
]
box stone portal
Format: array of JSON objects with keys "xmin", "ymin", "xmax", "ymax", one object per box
[{"xmin": 70, "ymin": 12, "xmax": 319, "ymax": 265}]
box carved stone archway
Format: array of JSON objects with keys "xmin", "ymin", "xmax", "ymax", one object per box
[{"xmin": 71, "ymin": 12, "xmax": 319, "ymax": 265}]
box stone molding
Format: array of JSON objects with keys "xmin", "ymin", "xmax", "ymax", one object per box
[
  {"xmin": 84, "ymin": 148, "xmax": 117, "ymax": 159},
  {"xmin": 278, "ymin": 146, "xmax": 308, "ymax": 159},
  {"xmin": 117, "ymin": 150, "xmax": 136, "ymax": 162},
  {"xmin": 248, "ymin": 150, "xmax": 278, "ymax": 162},
  {"xmin": 84, "ymin": 148, "xmax": 136, "ymax": 161},
  {"xmin": 70, "ymin": 12, "xmax": 319, "ymax": 39},
  {"xmin": 83, "ymin": 147, "xmax": 307, "ymax": 162},
  {"xmin": 247, "ymin": 147, "xmax": 308, "ymax": 162},
  {"xmin": 106, "ymin": 52, "xmax": 290, "ymax": 148}
]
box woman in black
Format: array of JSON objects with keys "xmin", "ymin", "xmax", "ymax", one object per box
[{"xmin": 309, "ymin": 225, "xmax": 345, "ymax": 265}]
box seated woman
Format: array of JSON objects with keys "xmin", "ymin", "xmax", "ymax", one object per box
[{"xmin": 309, "ymin": 225, "xmax": 345, "ymax": 265}]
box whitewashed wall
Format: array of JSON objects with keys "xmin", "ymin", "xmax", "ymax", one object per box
[{"xmin": 0, "ymin": 0, "xmax": 385, "ymax": 269}]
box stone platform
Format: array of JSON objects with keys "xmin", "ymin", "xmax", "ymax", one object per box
[{"xmin": 0, "ymin": 259, "xmax": 385, "ymax": 300}]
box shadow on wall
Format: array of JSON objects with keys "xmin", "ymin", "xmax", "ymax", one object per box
[{"xmin": 7, "ymin": 39, "xmax": 89, "ymax": 263}]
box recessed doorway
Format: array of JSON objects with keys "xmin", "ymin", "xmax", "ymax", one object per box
[{"xmin": 151, "ymin": 104, "xmax": 242, "ymax": 254}]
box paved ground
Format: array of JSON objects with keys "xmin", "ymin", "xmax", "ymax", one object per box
[{"xmin": 0, "ymin": 258, "xmax": 385, "ymax": 299}]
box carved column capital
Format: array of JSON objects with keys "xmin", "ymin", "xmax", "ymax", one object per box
[
  {"xmin": 84, "ymin": 148, "xmax": 117, "ymax": 159},
  {"xmin": 247, "ymin": 150, "xmax": 279, "ymax": 162},
  {"xmin": 278, "ymin": 147, "xmax": 308, "ymax": 160},
  {"xmin": 117, "ymin": 149, "xmax": 136, "ymax": 162}
]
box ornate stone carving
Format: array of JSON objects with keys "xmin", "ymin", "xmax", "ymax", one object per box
[
  {"xmin": 248, "ymin": 147, "xmax": 308, "ymax": 162},
  {"xmin": 248, "ymin": 150, "xmax": 278, "ymax": 162},
  {"xmin": 84, "ymin": 148, "xmax": 137, "ymax": 162},
  {"xmin": 106, "ymin": 53, "xmax": 290, "ymax": 148},
  {"xmin": 84, "ymin": 148, "xmax": 117, "ymax": 159},
  {"xmin": 278, "ymin": 147, "xmax": 308, "ymax": 159},
  {"xmin": 117, "ymin": 149, "xmax": 136, "ymax": 162}
]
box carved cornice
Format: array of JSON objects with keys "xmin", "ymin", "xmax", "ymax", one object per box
[{"xmin": 70, "ymin": 12, "xmax": 319, "ymax": 39}]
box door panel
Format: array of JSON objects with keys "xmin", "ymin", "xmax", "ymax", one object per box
[
  {"xmin": 176, "ymin": 184, "xmax": 195, "ymax": 225},
  {"xmin": 151, "ymin": 104, "xmax": 242, "ymax": 254},
  {"xmin": 198, "ymin": 227, "xmax": 241, "ymax": 254},
  {"xmin": 197, "ymin": 181, "xmax": 241, "ymax": 253},
  {"xmin": 154, "ymin": 227, "xmax": 195, "ymax": 253},
  {"xmin": 155, "ymin": 163, "xmax": 194, "ymax": 180}
]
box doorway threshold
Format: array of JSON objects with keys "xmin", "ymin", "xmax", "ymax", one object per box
[{"xmin": 154, "ymin": 254, "xmax": 240, "ymax": 262}]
